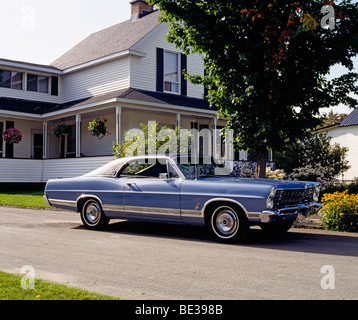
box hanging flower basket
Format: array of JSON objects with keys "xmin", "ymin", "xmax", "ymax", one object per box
[
  {"xmin": 87, "ymin": 118, "xmax": 111, "ymax": 140},
  {"xmin": 51, "ymin": 124, "xmax": 70, "ymax": 140},
  {"xmin": 2, "ymin": 128, "xmax": 22, "ymax": 144}
]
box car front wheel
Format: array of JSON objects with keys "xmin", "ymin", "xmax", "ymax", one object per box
[
  {"xmin": 81, "ymin": 199, "xmax": 109, "ymax": 230},
  {"xmin": 208, "ymin": 205, "xmax": 249, "ymax": 243}
]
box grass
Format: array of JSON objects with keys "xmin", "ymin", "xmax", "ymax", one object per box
[
  {"xmin": 0, "ymin": 271, "xmax": 120, "ymax": 300},
  {"xmin": 0, "ymin": 191, "xmax": 50, "ymax": 208}
]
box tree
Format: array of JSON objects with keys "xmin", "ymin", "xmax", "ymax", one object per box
[
  {"xmin": 316, "ymin": 110, "xmax": 348, "ymax": 129},
  {"xmin": 148, "ymin": 0, "xmax": 358, "ymax": 177}
]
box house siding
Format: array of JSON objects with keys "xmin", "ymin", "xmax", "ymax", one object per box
[
  {"xmin": 0, "ymin": 83, "xmax": 61, "ymax": 104},
  {"xmin": 0, "ymin": 156, "xmax": 114, "ymax": 182},
  {"xmin": 81, "ymin": 111, "xmax": 116, "ymax": 157},
  {"xmin": 321, "ymin": 126, "xmax": 358, "ymax": 182},
  {"xmin": 130, "ymin": 24, "xmax": 205, "ymax": 99},
  {"xmin": 62, "ymin": 58, "xmax": 130, "ymax": 103}
]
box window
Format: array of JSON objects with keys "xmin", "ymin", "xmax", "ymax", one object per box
[
  {"xmin": 0, "ymin": 70, "xmax": 23, "ymax": 90},
  {"xmin": 27, "ymin": 74, "xmax": 49, "ymax": 93},
  {"xmin": 157, "ymin": 48, "xmax": 187, "ymax": 95},
  {"xmin": 11, "ymin": 72, "xmax": 23, "ymax": 90},
  {"xmin": 120, "ymin": 160, "xmax": 168, "ymax": 178},
  {"xmin": 0, "ymin": 70, "xmax": 11, "ymax": 88},
  {"xmin": 164, "ymin": 51, "xmax": 179, "ymax": 93}
]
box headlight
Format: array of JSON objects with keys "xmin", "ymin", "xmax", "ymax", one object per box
[
  {"xmin": 266, "ymin": 187, "xmax": 277, "ymax": 210},
  {"xmin": 313, "ymin": 184, "xmax": 321, "ymax": 202}
]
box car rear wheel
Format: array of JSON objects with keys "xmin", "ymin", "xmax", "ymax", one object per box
[
  {"xmin": 208, "ymin": 205, "xmax": 249, "ymax": 243},
  {"xmin": 81, "ymin": 199, "xmax": 109, "ymax": 230}
]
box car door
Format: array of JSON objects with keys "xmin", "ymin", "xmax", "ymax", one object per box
[{"xmin": 121, "ymin": 158, "xmax": 182, "ymax": 223}]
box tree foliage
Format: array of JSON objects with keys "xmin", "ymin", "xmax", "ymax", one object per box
[{"xmin": 148, "ymin": 0, "xmax": 358, "ymax": 177}]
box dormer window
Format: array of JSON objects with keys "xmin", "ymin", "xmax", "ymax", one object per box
[{"xmin": 164, "ymin": 51, "xmax": 179, "ymax": 94}]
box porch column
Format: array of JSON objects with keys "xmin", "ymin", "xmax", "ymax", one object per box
[
  {"xmin": 213, "ymin": 117, "xmax": 217, "ymax": 158},
  {"xmin": 43, "ymin": 121, "xmax": 47, "ymax": 159},
  {"xmin": 76, "ymin": 114, "xmax": 81, "ymax": 157},
  {"xmin": 116, "ymin": 106, "xmax": 122, "ymax": 143},
  {"xmin": 176, "ymin": 113, "xmax": 181, "ymax": 128}
]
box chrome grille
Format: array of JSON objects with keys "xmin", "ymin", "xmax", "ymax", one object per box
[{"xmin": 274, "ymin": 188, "xmax": 314, "ymax": 208}]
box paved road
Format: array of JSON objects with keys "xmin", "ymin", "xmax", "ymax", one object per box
[{"xmin": 1, "ymin": 206, "xmax": 358, "ymax": 300}]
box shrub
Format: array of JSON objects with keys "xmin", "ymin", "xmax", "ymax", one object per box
[
  {"xmin": 287, "ymin": 164, "xmax": 339, "ymax": 190},
  {"xmin": 266, "ymin": 167, "xmax": 286, "ymax": 180},
  {"xmin": 274, "ymin": 133, "xmax": 350, "ymax": 178},
  {"xmin": 320, "ymin": 191, "xmax": 358, "ymax": 232}
]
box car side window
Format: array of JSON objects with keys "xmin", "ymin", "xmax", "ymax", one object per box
[{"xmin": 120, "ymin": 160, "xmax": 168, "ymax": 178}]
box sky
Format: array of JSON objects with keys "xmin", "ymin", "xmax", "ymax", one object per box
[{"xmin": 0, "ymin": 0, "xmax": 356, "ymax": 115}]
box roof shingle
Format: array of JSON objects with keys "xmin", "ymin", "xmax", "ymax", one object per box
[
  {"xmin": 51, "ymin": 10, "xmax": 161, "ymax": 70},
  {"xmin": 339, "ymin": 108, "xmax": 358, "ymax": 127}
]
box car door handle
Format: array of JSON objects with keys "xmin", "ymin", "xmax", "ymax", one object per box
[{"xmin": 126, "ymin": 182, "xmax": 136, "ymax": 189}]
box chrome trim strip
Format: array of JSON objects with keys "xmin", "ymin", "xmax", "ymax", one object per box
[
  {"xmin": 201, "ymin": 198, "xmax": 249, "ymax": 219},
  {"xmin": 102, "ymin": 204, "xmax": 125, "ymax": 212},
  {"xmin": 181, "ymin": 209, "xmax": 203, "ymax": 218},
  {"xmin": 48, "ymin": 199, "xmax": 76, "ymax": 208},
  {"xmin": 125, "ymin": 206, "xmax": 180, "ymax": 216}
]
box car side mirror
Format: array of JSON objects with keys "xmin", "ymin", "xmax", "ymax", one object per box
[{"xmin": 159, "ymin": 173, "xmax": 168, "ymax": 180}]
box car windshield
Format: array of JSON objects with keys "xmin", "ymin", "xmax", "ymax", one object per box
[{"xmin": 174, "ymin": 156, "xmax": 232, "ymax": 179}]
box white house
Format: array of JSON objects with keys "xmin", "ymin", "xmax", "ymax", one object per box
[
  {"xmin": 0, "ymin": 1, "xmax": 232, "ymax": 184},
  {"xmin": 315, "ymin": 107, "xmax": 358, "ymax": 182}
]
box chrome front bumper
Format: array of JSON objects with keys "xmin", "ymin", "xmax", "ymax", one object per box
[{"xmin": 260, "ymin": 202, "xmax": 322, "ymax": 224}]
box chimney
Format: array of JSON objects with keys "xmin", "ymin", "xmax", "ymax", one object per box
[{"xmin": 130, "ymin": 0, "xmax": 154, "ymax": 21}]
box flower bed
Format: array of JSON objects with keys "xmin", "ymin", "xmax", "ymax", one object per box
[{"xmin": 320, "ymin": 191, "xmax": 358, "ymax": 232}]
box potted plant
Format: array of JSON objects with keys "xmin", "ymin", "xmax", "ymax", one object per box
[
  {"xmin": 87, "ymin": 118, "xmax": 111, "ymax": 140},
  {"xmin": 2, "ymin": 127, "xmax": 22, "ymax": 144},
  {"xmin": 51, "ymin": 124, "xmax": 70, "ymax": 140}
]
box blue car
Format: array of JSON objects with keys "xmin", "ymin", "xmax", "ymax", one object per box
[{"xmin": 44, "ymin": 155, "xmax": 322, "ymax": 243}]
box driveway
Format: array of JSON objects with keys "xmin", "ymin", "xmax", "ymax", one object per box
[{"xmin": 1, "ymin": 206, "xmax": 358, "ymax": 300}]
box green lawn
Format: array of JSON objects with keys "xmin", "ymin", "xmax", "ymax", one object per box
[
  {"xmin": 0, "ymin": 191, "xmax": 50, "ymax": 208},
  {"xmin": 0, "ymin": 271, "xmax": 120, "ymax": 300}
]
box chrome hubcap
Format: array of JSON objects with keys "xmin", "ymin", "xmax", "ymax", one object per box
[
  {"xmin": 85, "ymin": 202, "xmax": 101, "ymax": 225},
  {"xmin": 214, "ymin": 208, "xmax": 238, "ymax": 237}
]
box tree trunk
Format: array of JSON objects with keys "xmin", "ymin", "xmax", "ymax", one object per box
[{"xmin": 255, "ymin": 145, "xmax": 267, "ymax": 178}]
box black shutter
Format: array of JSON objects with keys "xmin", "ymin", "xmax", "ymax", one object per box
[
  {"xmin": 51, "ymin": 76, "xmax": 59, "ymax": 96},
  {"xmin": 5, "ymin": 121, "xmax": 14, "ymax": 158},
  {"xmin": 156, "ymin": 48, "xmax": 164, "ymax": 92},
  {"xmin": 204, "ymin": 67, "xmax": 208, "ymax": 99},
  {"xmin": 181, "ymin": 53, "xmax": 187, "ymax": 96}
]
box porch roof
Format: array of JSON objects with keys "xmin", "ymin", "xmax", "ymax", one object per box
[
  {"xmin": 0, "ymin": 88, "xmax": 214, "ymax": 117},
  {"xmin": 0, "ymin": 97, "xmax": 57, "ymax": 115}
]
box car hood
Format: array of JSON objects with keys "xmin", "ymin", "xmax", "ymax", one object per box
[{"xmin": 197, "ymin": 176, "xmax": 319, "ymax": 189}]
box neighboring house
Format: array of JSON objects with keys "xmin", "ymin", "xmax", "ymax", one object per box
[
  {"xmin": 315, "ymin": 107, "xmax": 358, "ymax": 182},
  {"xmin": 0, "ymin": 1, "xmax": 231, "ymax": 184}
]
